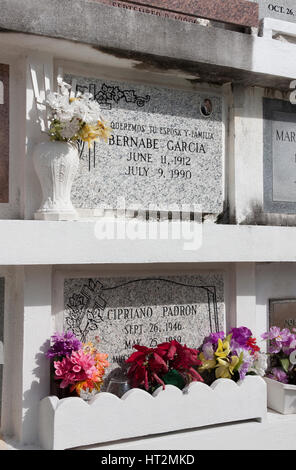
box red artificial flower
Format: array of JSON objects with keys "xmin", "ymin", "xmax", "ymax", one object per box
[
  {"xmin": 126, "ymin": 340, "xmax": 204, "ymax": 391},
  {"xmin": 126, "ymin": 345, "xmax": 168, "ymax": 390},
  {"xmin": 246, "ymin": 337, "xmax": 260, "ymax": 355},
  {"xmin": 157, "ymin": 340, "xmax": 203, "ymax": 383}
]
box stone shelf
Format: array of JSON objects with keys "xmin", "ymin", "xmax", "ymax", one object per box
[{"xmin": 1, "ymin": 220, "xmax": 296, "ymax": 265}]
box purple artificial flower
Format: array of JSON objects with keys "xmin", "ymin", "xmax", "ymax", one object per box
[
  {"xmin": 266, "ymin": 367, "xmax": 289, "ymax": 384},
  {"xmin": 202, "ymin": 341, "xmax": 215, "ymax": 360},
  {"xmin": 233, "ymin": 347, "xmax": 253, "ymax": 381},
  {"xmin": 238, "ymin": 361, "xmax": 250, "ymax": 381},
  {"xmin": 229, "ymin": 327, "xmax": 252, "ymax": 349},
  {"xmin": 282, "ymin": 333, "xmax": 296, "ymax": 355},
  {"xmin": 261, "ymin": 327, "xmax": 291, "ymax": 354},
  {"xmin": 46, "ymin": 331, "xmax": 82, "ymax": 359},
  {"xmin": 203, "ymin": 331, "xmax": 225, "ymax": 347}
]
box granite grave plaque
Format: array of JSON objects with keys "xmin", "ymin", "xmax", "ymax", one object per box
[
  {"xmin": 269, "ymin": 298, "xmax": 296, "ymax": 330},
  {"xmin": 91, "ymin": 0, "xmax": 259, "ymax": 27},
  {"xmin": 64, "ymin": 74, "xmax": 223, "ymax": 215},
  {"xmin": 264, "ymin": 98, "xmax": 296, "ymax": 213},
  {"xmin": 0, "ymin": 65, "xmax": 9, "ymax": 203},
  {"xmin": 63, "ymin": 274, "xmax": 224, "ymax": 372},
  {"xmin": 250, "ymin": 0, "xmax": 296, "ymax": 23}
]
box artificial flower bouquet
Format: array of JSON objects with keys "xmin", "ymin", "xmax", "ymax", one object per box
[
  {"xmin": 46, "ymin": 331, "xmax": 109, "ymax": 400},
  {"xmin": 261, "ymin": 326, "xmax": 296, "ymax": 385},
  {"xmin": 125, "ymin": 340, "xmax": 204, "ymax": 392},
  {"xmin": 45, "ymin": 78, "xmax": 111, "ymax": 147},
  {"xmin": 197, "ymin": 327, "xmax": 267, "ymax": 385}
]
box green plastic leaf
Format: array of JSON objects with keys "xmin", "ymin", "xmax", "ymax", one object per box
[
  {"xmin": 162, "ymin": 369, "xmax": 186, "ymax": 390},
  {"xmin": 226, "ymin": 333, "xmax": 233, "ymax": 343},
  {"xmin": 280, "ymin": 358, "xmax": 290, "ymax": 373},
  {"xmin": 233, "ymin": 352, "xmax": 244, "ymax": 372}
]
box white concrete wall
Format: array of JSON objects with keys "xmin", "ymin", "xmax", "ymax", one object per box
[
  {"xmin": 0, "ymin": 48, "xmax": 26, "ymax": 219},
  {"xmin": 0, "ymin": 266, "xmax": 52, "ymax": 444}
]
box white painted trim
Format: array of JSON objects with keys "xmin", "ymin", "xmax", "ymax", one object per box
[
  {"xmin": 260, "ymin": 18, "xmax": 296, "ymax": 40},
  {"xmin": 39, "ymin": 376, "xmax": 267, "ymax": 450},
  {"xmin": 0, "ymin": 222, "xmax": 296, "ymax": 265}
]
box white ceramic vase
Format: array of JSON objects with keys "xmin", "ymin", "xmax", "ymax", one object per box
[{"xmin": 33, "ymin": 141, "xmax": 79, "ymax": 220}]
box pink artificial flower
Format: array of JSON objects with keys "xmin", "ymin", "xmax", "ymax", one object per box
[{"xmin": 54, "ymin": 349, "xmax": 97, "ymax": 388}]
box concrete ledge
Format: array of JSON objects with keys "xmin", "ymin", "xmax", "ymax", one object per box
[
  {"xmin": 0, "ymin": 220, "xmax": 296, "ymax": 264},
  {"xmin": 0, "ymin": 0, "xmax": 296, "ymax": 90},
  {"xmin": 0, "ymin": 1, "xmax": 295, "ymax": 90}
]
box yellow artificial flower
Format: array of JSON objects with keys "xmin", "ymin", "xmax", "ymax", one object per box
[
  {"xmin": 198, "ymin": 352, "xmax": 216, "ymax": 371},
  {"xmin": 83, "ymin": 342, "xmax": 97, "ymax": 355},
  {"xmin": 80, "ymin": 120, "xmax": 111, "ymax": 148},
  {"xmin": 215, "ymin": 338, "xmax": 230, "ymax": 359},
  {"xmin": 215, "ymin": 355, "xmax": 239, "ymax": 379},
  {"xmin": 74, "ymin": 379, "xmax": 103, "ymax": 396}
]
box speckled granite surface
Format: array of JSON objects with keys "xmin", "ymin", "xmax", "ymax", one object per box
[
  {"xmin": 65, "ymin": 74, "xmax": 223, "ymax": 214},
  {"xmin": 91, "ymin": 0, "xmax": 259, "ymax": 27},
  {"xmin": 63, "ymin": 273, "xmax": 225, "ymax": 375}
]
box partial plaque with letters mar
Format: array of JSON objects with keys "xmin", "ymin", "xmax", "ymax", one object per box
[{"xmin": 263, "ymin": 98, "xmax": 296, "ymax": 214}]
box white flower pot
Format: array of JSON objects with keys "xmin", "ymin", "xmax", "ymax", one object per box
[
  {"xmin": 39, "ymin": 376, "xmax": 267, "ymax": 450},
  {"xmin": 264, "ymin": 377, "xmax": 296, "ymax": 414},
  {"xmin": 33, "ymin": 141, "xmax": 79, "ymax": 220}
]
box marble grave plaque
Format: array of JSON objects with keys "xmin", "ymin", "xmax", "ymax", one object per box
[
  {"xmin": 63, "ymin": 274, "xmax": 224, "ymax": 373},
  {"xmin": 263, "ymin": 98, "xmax": 296, "ymax": 213},
  {"xmin": 250, "ymin": 0, "xmax": 296, "ymax": 23},
  {"xmin": 65, "ymin": 74, "xmax": 223, "ymax": 215},
  {"xmin": 269, "ymin": 298, "xmax": 296, "ymax": 330}
]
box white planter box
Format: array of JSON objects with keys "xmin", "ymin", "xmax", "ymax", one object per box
[
  {"xmin": 39, "ymin": 376, "xmax": 267, "ymax": 450},
  {"xmin": 264, "ymin": 377, "xmax": 296, "ymax": 414}
]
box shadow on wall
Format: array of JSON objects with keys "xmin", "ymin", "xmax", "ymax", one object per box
[
  {"xmin": 240, "ymin": 201, "xmax": 296, "ymax": 226},
  {"xmin": 22, "ymin": 340, "xmax": 50, "ymax": 446}
]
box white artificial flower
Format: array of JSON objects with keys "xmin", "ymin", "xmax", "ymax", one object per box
[
  {"xmin": 59, "ymin": 118, "xmax": 81, "ymax": 139},
  {"xmin": 46, "ymin": 91, "xmax": 74, "ymax": 122},
  {"xmin": 72, "ymin": 95, "xmax": 102, "ymax": 124},
  {"xmin": 248, "ymin": 352, "xmax": 268, "ymax": 377},
  {"xmin": 57, "ymin": 77, "xmax": 72, "ymax": 96},
  {"xmin": 43, "ymin": 78, "xmax": 108, "ymax": 143}
]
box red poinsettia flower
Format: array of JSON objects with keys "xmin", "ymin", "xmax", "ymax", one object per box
[
  {"xmin": 157, "ymin": 340, "xmax": 204, "ymax": 383},
  {"xmin": 126, "ymin": 345, "xmax": 168, "ymax": 390}
]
